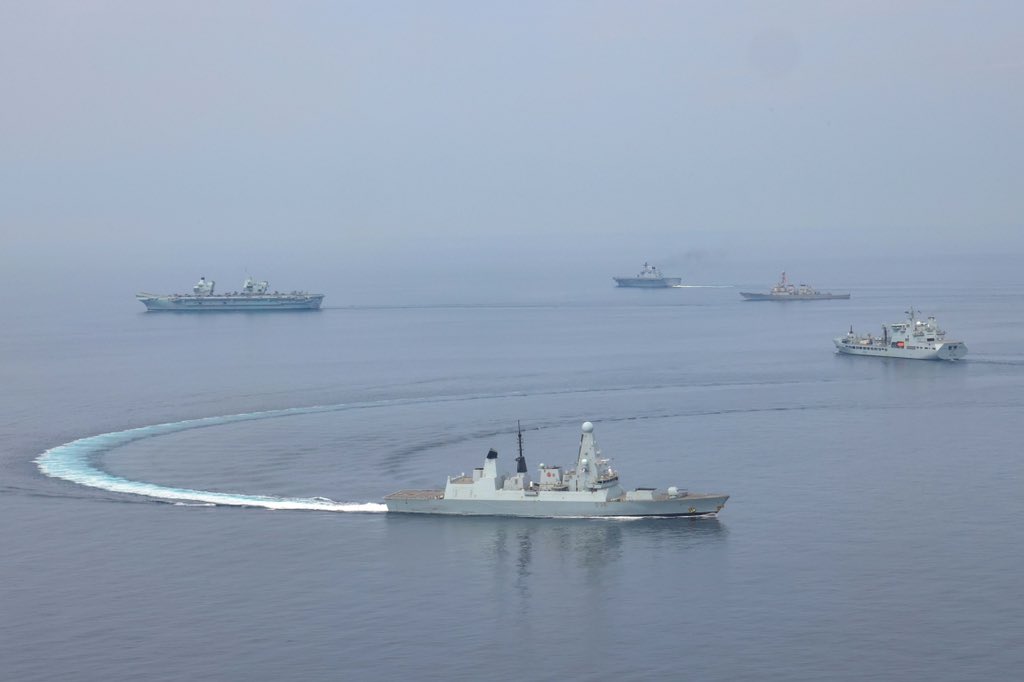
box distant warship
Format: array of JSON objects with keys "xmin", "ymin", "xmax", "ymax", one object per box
[
  {"xmin": 835, "ymin": 308, "xmax": 967, "ymax": 361},
  {"xmin": 137, "ymin": 276, "xmax": 324, "ymax": 311},
  {"xmin": 385, "ymin": 421, "xmax": 729, "ymax": 517},
  {"xmin": 740, "ymin": 272, "xmax": 849, "ymax": 300},
  {"xmin": 613, "ymin": 263, "xmax": 682, "ymax": 288}
]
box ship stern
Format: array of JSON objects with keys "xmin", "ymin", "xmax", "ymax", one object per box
[{"xmin": 937, "ymin": 341, "xmax": 968, "ymax": 360}]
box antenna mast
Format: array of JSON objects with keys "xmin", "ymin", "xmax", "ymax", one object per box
[{"xmin": 515, "ymin": 420, "xmax": 528, "ymax": 474}]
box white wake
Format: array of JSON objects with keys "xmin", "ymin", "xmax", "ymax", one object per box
[{"xmin": 36, "ymin": 406, "xmax": 388, "ymax": 512}]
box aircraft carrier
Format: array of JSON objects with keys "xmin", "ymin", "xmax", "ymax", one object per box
[
  {"xmin": 137, "ymin": 276, "xmax": 324, "ymax": 311},
  {"xmin": 613, "ymin": 263, "xmax": 682, "ymax": 288}
]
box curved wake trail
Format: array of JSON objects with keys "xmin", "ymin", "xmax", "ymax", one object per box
[
  {"xmin": 35, "ymin": 405, "xmax": 387, "ymax": 512},
  {"xmin": 36, "ymin": 383, "xmax": 828, "ymax": 511}
]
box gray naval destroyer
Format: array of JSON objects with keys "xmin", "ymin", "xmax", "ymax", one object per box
[
  {"xmin": 613, "ymin": 262, "xmax": 682, "ymax": 288},
  {"xmin": 385, "ymin": 421, "xmax": 729, "ymax": 517},
  {"xmin": 835, "ymin": 308, "xmax": 967, "ymax": 361},
  {"xmin": 137, "ymin": 276, "xmax": 324, "ymax": 311},
  {"xmin": 740, "ymin": 271, "xmax": 850, "ymax": 300}
]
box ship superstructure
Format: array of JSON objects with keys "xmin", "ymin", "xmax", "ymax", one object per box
[
  {"xmin": 385, "ymin": 421, "xmax": 728, "ymax": 517},
  {"xmin": 136, "ymin": 276, "xmax": 324, "ymax": 311},
  {"xmin": 834, "ymin": 308, "xmax": 967, "ymax": 361}
]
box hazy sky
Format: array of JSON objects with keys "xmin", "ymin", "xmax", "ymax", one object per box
[{"xmin": 2, "ymin": 1, "xmax": 1022, "ymax": 290}]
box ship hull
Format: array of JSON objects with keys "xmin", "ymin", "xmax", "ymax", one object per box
[
  {"xmin": 740, "ymin": 292, "xmax": 850, "ymax": 300},
  {"xmin": 385, "ymin": 491, "xmax": 728, "ymax": 517},
  {"xmin": 137, "ymin": 295, "xmax": 324, "ymax": 311},
  {"xmin": 613, "ymin": 278, "xmax": 682, "ymax": 288},
  {"xmin": 833, "ymin": 338, "xmax": 967, "ymax": 361}
]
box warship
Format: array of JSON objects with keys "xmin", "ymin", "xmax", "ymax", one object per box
[
  {"xmin": 613, "ymin": 263, "xmax": 682, "ymax": 288},
  {"xmin": 740, "ymin": 272, "xmax": 849, "ymax": 300},
  {"xmin": 834, "ymin": 308, "xmax": 967, "ymax": 361},
  {"xmin": 385, "ymin": 421, "xmax": 729, "ymax": 517},
  {"xmin": 136, "ymin": 276, "xmax": 324, "ymax": 311}
]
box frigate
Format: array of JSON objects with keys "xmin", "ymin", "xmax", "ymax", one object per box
[
  {"xmin": 385, "ymin": 421, "xmax": 729, "ymax": 517},
  {"xmin": 137, "ymin": 276, "xmax": 324, "ymax": 311},
  {"xmin": 613, "ymin": 263, "xmax": 682, "ymax": 288},
  {"xmin": 740, "ymin": 271, "xmax": 849, "ymax": 300},
  {"xmin": 834, "ymin": 308, "xmax": 967, "ymax": 361}
]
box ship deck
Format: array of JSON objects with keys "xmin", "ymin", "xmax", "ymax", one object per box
[{"xmin": 385, "ymin": 489, "xmax": 444, "ymax": 500}]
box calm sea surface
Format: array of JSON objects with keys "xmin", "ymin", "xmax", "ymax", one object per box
[{"xmin": 3, "ymin": 275, "xmax": 1024, "ymax": 680}]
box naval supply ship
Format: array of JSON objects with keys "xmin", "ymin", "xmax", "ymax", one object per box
[
  {"xmin": 834, "ymin": 308, "xmax": 967, "ymax": 361},
  {"xmin": 385, "ymin": 421, "xmax": 729, "ymax": 517},
  {"xmin": 137, "ymin": 276, "xmax": 324, "ymax": 311},
  {"xmin": 740, "ymin": 272, "xmax": 850, "ymax": 300},
  {"xmin": 613, "ymin": 263, "xmax": 682, "ymax": 288}
]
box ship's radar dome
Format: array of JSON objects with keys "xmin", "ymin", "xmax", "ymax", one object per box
[{"xmin": 582, "ymin": 421, "xmax": 594, "ymax": 433}]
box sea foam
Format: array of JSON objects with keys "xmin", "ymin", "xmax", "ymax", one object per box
[{"xmin": 36, "ymin": 405, "xmax": 388, "ymax": 513}]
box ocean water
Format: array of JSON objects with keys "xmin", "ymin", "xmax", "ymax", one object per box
[{"xmin": 3, "ymin": 275, "xmax": 1024, "ymax": 681}]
